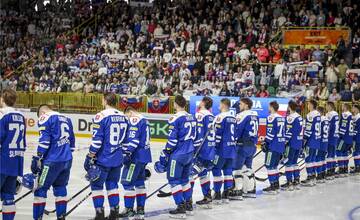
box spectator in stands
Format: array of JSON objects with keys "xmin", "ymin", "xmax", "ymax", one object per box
[
  {"xmin": 256, "ymin": 85, "xmax": 270, "ymax": 98},
  {"xmin": 337, "ymin": 59, "xmax": 349, "ymax": 85},
  {"xmin": 340, "ymin": 84, "xmax": 353, "ymax": 101},
  {"xmin": 316, "ymin": 82, "xmax": 330, "ymax": 100},
  {"xmin": 353, "ymin": 82, "xmax": 360, "ymax": 101},
  {"xmin": 328, "ymin": 88, "xmax": 341, "ymax": 102},
  {"xmin": 325, "ymin": 63, "xmax": 339, "ymax": 91}
]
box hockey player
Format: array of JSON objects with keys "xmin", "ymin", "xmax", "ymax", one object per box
[
  {"xmin": 302, "ymin": 100, "xmax": 321, "ymax": 186},
  {"xmin": 262, "ymin": 101, "xmax": 286, "ymax": 194},
  {"xmin": 231, "ymin": 97, "xmax": 258, "ymax": 199},
  {"xmin": 212, "ymin": 98, "xmax": 236, "ymax": 204},
  {"xmin": 336, "ymin": 103, "xmax": 353, "ymax": 176},
  {"xmin": 119, "ymin": 107, "xmax": 152, "ymax": 219},
  {"xmin": 0, "ymin": 89, "xmax": 26, "ymax": 220},
  {"xmin": 352, "ymin": 105, "xmax": 360, "ymax": 174},
  {"xmin": 31, "ymin": 104, "xmax": 75, "ymax": 220},
  {"xmin": 283, "ymin": 100, "xmax": 303, "ymax": 190},
  {"xmin": 193, "ymin": 97, "xmax": 216, "ymax": 208},
  {"xmin": 84, "ymin": 93, "xmax": 128, "ymax": 220},
  {"xmin": 325, "ymin": 102, "xmax": 339, "ymax": 179},
  {"xmin": 154, "ymin": 95, "xmax": 196, "ymax": 219},
  {"xmin": 315, "ymin": 106, "xmax": 329, "ymax": 183}
]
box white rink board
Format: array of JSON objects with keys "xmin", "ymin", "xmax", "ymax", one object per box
[{"xmin": 14, "ymin": 137, "xmax": 360, "ymax": 220}]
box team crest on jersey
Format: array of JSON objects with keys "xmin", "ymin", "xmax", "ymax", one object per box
[
  {"xmin": 216, "ymin": 116, "xmax": 222, "ymax": 122},
  {"xmin": 39, "ymin": 115, "xmax": 46, "ymax": 122},
  {"xmin": 132, "ymin": 117, "xmax": 138, "ymax": 123}
]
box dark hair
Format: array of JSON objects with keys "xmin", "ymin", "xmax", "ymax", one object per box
[
  {"xmin": 270, "ymin": 101, "xmax": 279, "ymax": 111},
  {"xmin": 1, "ymin": 88, "xmax": 17, "ymax": 107},
  {"xmin": 353, "ymin": 105, "xmax": 360, "ymax": 111},
  {"xmin": 288, "ymin": 100, "xmax": 298, "ymax": 111},
  {"xmin": 220, "ymin": 98, "xmax": 231, "ymax": 108},
  {"xmin": 327, "ymin": 101, "xmax": 336, "ymax": 110},
  {"xmin": 202, "ymin": 96, "xmax": 213, "ymax": 110},
  {"xmin": 104, "ymin": 93, "xmax": 117, "ymax": 107},
  {"xmin": 309, "ymin": 100, "xmax": 318, "ymax": 109},
  {"xmin": 317, "ymin": 106, "xmax": 325, "ymax": 115},
  {"xmin": 124, "ymin": 106, "xmax": 136, "ymax": 113},
  {"xmin": 37, "ymin": 104, "xmax": 50, "ymax": 117},
  {"xmin": 175, "ymin": 95, "xmax": 187, "ymax": 108},
  {"xmin": 240, "ymin": 97, "xmax": 253, "ymax": 109}
]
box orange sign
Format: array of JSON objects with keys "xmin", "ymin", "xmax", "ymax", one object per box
[{"xmin": 283, "ymin": 29, "xmax": 350, "ymax": 48}]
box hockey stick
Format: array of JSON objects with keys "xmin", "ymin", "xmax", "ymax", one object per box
[
  {"xmin": 64, "ymin": 191, "xmax": 92, "ymax": 217},
  {"xmin": 44, "ymin": 184, "xmax": 91, "ymax": 215},
  {"xmin": 0, "ymin": 190, "xmax": 32, "ymax": 212}
]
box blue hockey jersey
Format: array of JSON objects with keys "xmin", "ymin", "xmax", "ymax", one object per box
[
  {"xmin": 89, "ymin": 108, "xmax": 128, "ymax": 167},
  {"xmin": 326, "ymin": 111, "xmax": 339, "ymax": 147},
  {"xmin": 164, "ymin": 111, "xmax": 196, "ymax": 155},
  {"xmin": 285, "ymin": 112, "xmax": 303, "ymax": 150},
  {"xmin": 339, "ymin": 111, "xmax": 353, "ymax": 144},
  {"xmin": 194, "ymin": 109, "xmax": 215, "ymax": 161},
  {"xmin": 235, "ymin": 110, "xmax": 259, "ymax": 147},
  {"xmin": 37, "ymin": 111, "xmax": 75, "ymax": 162},
  {"xmin": 214, "ymin": 111, "xmax": 236, "ymax": 159},
  {"xmin": 304, "ymin": 110, "xmax": 321, "ymax": 149},
  {"xmin": 265, "ymin": 113, "xmax": 286, "ymax": 153},
  {"xmin": 353, "ymin": 113, "xmax": 360, "ymax": 144},
  {"xmin": 319, "ymin": 116, "xmax": 329, "ymax": 151},
  {"xmin": 125, "ymin": 114, "xmax": 152, "ymax": 163},
  {"xmin": 0, "ymin": 107, "xmax": 26, "ymax": 177}
]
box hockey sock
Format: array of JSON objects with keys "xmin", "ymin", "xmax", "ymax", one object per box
[
  {"xmin": 33, "ymin": 196, "xmax": 46, "ymax": 220},
  {"xmin": 92, "ymin": 190, "xmax": 105, "ymax": 209},
  {"xmin": 171, "ymin": 185, "xmax": 184, "ymax": 205},
  {"xmin": 54, "ymin": 186, "xmax": 67, "ymax": 217},
  {"xmin": 267, "ymin": 169, "xmax": 278, "ymax": 183},
  {"xmin": 212, "ymin": 169, "xmax": 223, "ymax": 193},
  {"xmin": 223, "ymin": 175, "xmax": 233, "ymax": 191},
  {"xmin": 200, "ymin": 175, "xmax": 211, "ymax": 196},
  {"xmin": 182, "ymin": 182, "xmax": 192, "ymax": 202},
  {"xmin": 135, "ymin": 186, "xmax": 146, "ymax": 207},
  {"xmin": 123, "ymin": 189, "xmax": 136, "ymax": 208},
  {"xmin": 190, "ymin": 179, "xmax": 195, "ymax": 190},
  {"xmin": 355, "ymin": 156, "xmax": 360, "ymax": 167},
  {"xmin": 293, "ymin": 164, "xmax": 300, "ymax": 180},
  {"xmin": 2, "ymin": 195, "xmax": 15, "ymax": 220},
  {"xmin": 285, "ymin": 166, "xmax": 293, "ymax": 182}
]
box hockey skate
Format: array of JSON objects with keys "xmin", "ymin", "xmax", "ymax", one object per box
[
  {"xmin": 222, "ymin": 190, "xmax": 230, "ymax": 204},
  {"xmin": 185, "ymin": 200, "xmax": 194, "ymax": 216},
  {"xmin": 169, "ymin": 203, "xmax": 186, "ymax": 219},
  {"xmin": 262, "ymin": 183, "xmax": 278, "ymax": 195},
  {"xmin": 243, "ymin": 189, "xmax": 257, "ymax": 198},
  {"xmin": 350, "ymin": 166, "xmax": 360, "ymax": 175},
  {"xmin": 280, "ymin": 181, "xmax": 294, "ymax": 191},
  {"xmin": 228, "ymin": 189, "xmax": 243, "ymax": 200},
  {"xmin": 118, "ymin": 207, "xmax": 135, "ymax": 220},
  {"xmin": 301, "ymin": 176, "xmax": 316, "ymax": 187},
  {"xmin": 292, "ymin": 178, "xmax": 301, "ymax": 190},
  {"xmin": 325, "ymin": 169, "xmax": 335, "ymax": 180},
  {"xmin": 196, "ymin": 193, "xmax": 213, "ymax": 209},
  {"xmin": 212, "ymin": 192, "xmax": 222, "ymax": 205},
  {"xmin": 135, "ymin": 206, "xmax": 145, "ymax": 220},
  {"xmin": 316, "ymin": 173, "xmax": 326, "ymax": 184},
  {"xmin": 106, "ymin": 206, "xmax": 120, "ymax": 220},
  {"xmin": 90, "ymin": 208, "xmax": 106, "ymax": 220}
]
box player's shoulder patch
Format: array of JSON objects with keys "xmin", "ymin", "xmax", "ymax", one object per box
[
  {"xmin": 195, "ymin": 112, "xmax": 205, "ymax": 121},
  {"xmin": 215, "ymin": 114, "xmax": 224, "ymax": 123},
  {"xmin": 129, "ymin": 116, "xmax": 141, "ymax": 125},
  {"xmin": 168, "ymin": 115, "xmax": 178, "ymax": 124},
  {"xmin": 287, "ymin": 115, "xmax": 295, "ymax": 123},
  {"xmin": 38, "ymin": 113, "xmax": 51, "ymax": 125},
  {"xmin": 93, "ymin": 112, "xmax": 105, "ymax": 123},
  {"xmin": 267, "ymin": 115, "xmax": 275, "ymax": 123}
]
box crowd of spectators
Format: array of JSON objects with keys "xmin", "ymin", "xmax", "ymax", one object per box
[{"xmin": 1, "ymin": 0, "xmax": 360, "ymax": 103}]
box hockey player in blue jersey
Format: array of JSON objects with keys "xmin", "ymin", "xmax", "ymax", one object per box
[
  {"xmin": 0, "ymin": 89, "xmax": 26, "ymax": 220},
  {"xmin": 154, "ymin": 95, "xmax": 196, "ymax": 219},
  {"xmin": 301, "ymin": 100, "xmax": 321, "ymax": 186},
  {"xmin": 83, "ymin": 93, "xmax": 128, "ymax": 220},
  {"xmin": 282, "ymin": 101, "xmax": 303, "ymax": 191},
  {"xmin": 336, "ymin": 103, "xmax": 353, "ymax": 176},
  {"xmin": 31, "ymin": 104, "xmax": 75, "ymax": 220},
  {"xmin": 352, "ymin": 105, "xmax": 360, "ymax": 174},
  {"xmin": 212, "ymin": 98, "xmax": 236, "ymax": 204},
  {"xmin": 119, "ymin": 107, "xmax": 152, "ymax": 219},
  {"xmin": 315, "ymin": 106, "xmax": 329, "ymax": 183},
  {"xmin": 262, "ymin": 101, "xmax": 286, "ymax": 194},
  {"xmin": 325, "ymin": 102, "xmax": 339, "ymax": 179},
  {"xmin": 192, "ymin": 97, "xmax": 216, "ymax": 208},
  {"xmin": 231, "ymin": 98, "xmax": 258, "ymax": 199}
]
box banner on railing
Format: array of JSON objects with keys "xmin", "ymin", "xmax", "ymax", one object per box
[
  {"xmin": 118, "ymin": 96, "xmax": 143, "ymax": 110},
  {"xmin": 189, "ymin": 96, "xmax": 289, "ymax": 119},
  {"xmin": 148, "ymin": 97, "xmax": 170, "ymax": 113}
]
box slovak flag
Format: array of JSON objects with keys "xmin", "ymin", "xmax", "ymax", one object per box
[
  {"xmin": 119, "ymin": 96, "xmax": 143, "ymax": 110},
  {"xmin": 148, "ymin": 97, "xmax": 170, "ymax": 113}
]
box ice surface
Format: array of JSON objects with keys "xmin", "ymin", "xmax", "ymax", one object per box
[{"xmin": 12, "ymin": 136, "xmax": 360, "ymax": 220}]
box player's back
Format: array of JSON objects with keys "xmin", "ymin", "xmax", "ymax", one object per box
[
  {"xmin": 354, "ymin": 113, "xmax": 360, "ymax": 144},
  {"xmin": 128, "ymin": 114, "xmax": 152, "ymax": 163},
  {"xmin": 214, "ymin": 111, "xmax": 236, "ymax": 158},
  {"xmin": 266, "ymin": 113, "xmax": 286, "ymax": 153},
  {"xmin": 285, "ymin": 112, "xmax": 303, "ymax": 149},
  {"xmin": 167, "ymin": 111, "xmax": 196, "ymax": 155},
  {"xmin": 339, "ymin": 111, "xmax": 353, "ymax": 144},
  {"xmin": 194, "ymin": 109, "xmax": 216, "ymax": 160},
  {"xmin": 38, "ymin": 111, "xmax": 74, "ymax": 162},
  {"xmin": 91, "ymin": 108, "xmax": 128, "ymax": 167},
  {"xmin": 0, "ymin": 107, "xmax": 26, "ymax": 176},
  {"xmin": 304, "ymin": 110, "xmax": 321, "ymax": 148},
  {"xmin": 326, "ymin": 111, "xmax": 339, "ymax": 146},
  {"xmin": 235, "ymin": 110, "xmax": 258, "ymax": 147},
  {"xmin": 320, "ymin": 116, "xmax": 329, "ymax": 150}
]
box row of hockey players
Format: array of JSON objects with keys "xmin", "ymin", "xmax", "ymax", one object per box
[{"xmin": 153, "ymin": 97, "xmax": 360, "ymax": 218}]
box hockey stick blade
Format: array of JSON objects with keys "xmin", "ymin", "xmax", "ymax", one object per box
[
  {"xmin": 64, "ymin": 192, "xmax": 92, "ymax": 217},
  {"xmin": 157, "ymin": 190, "xmax": 172, "ymax": 198}
]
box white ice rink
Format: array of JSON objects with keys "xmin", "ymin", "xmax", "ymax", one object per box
[{"xmin": 12, "ymin": 136, "xmax": 360, "ymax": 220}]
